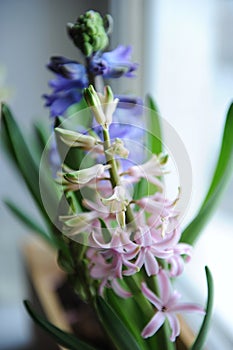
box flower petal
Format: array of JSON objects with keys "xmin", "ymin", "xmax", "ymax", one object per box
[
  {"xmin": 170, "ymin": 302, "xmax": 205, "ymax": 314},
  {"xmin": 111, "ymin": 279, "xmax": 131, "ymax": 298},
  {"xmin": 144, "ymin": 251, "xmax": 159, "ymax": 276},
  {"xmin": 166, "ymin": 313, "xmax": 180, "ymax": 342},
  {"xmin": 141, "ymin": 282, "xmax": 162, "ymax": 310},
  {"xmin": 157, "ymin": 269, "xmax": 171, "ymax": 304},
  {"xmin": 141, "ymin": 312, "xmax": 165, "ymax": 338}
]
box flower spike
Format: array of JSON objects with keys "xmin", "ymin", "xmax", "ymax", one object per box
[{"xmin": 67, "ymin": 10, "xmax": 110, "ymax": 56}]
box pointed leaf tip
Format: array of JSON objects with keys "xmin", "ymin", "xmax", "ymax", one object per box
[{"xmin": 190, "ymin": 266, "xmax": 214, "ymax": 350}]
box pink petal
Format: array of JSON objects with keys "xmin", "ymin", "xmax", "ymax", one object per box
[
  {"xmin": 124, "ymin": 246, "xmax": 140, "ymax": 260},
  {"xmin": 135, "ymin": 249, "xmax": 146, "ymax": 270},
  {"xmin": 166, "ymin": 290, "xmax": 181, "ymax": 309},
  {"xmin": 170, "ymin": 303, "xmax": 205, "ymax": 314},
  {"xmin": 144, "ymin": 251, "xmax": 159, "ymax": 276},
  {"xmin": 111, "ymin": 279, "xmax": 131, "ymax": 298},
  {"xmin": 174, "ymin": 243, "xmax": 192, "ymax": 261},
  {"xmin": 155, "ymin": 228, "xmax": 181, "ymax": 249},
  {"xmin": 90, "ymin": 231, "xmax": 111, "ymax": 249},
  {"xmin": 157, "ymin": 269, "xmax": 171, "ymax": 304},
  {"xmin": 166, "ymin": 313, "xmax": 180, "ymax": 342},
  {"xmin": 141, "ymin": 282, "xmax": 162, "ymax": 309},
  {"xmin": 151, "ymin": 247, "xmax": 172, "ymax": 259},
  {"xmin": 167, "ymin": 256, "xmax": 183, "ymax": 277},
  {"xmin": 99, "ymin": 278, "xmax": 108, "ymax": 296},
  {"xmin": 141, "ymin": 312, "xmax": 165, "ymax": 338},
  {"xmin": 90, "ymin": 264, "xmax": 109, "ymax": 278}
]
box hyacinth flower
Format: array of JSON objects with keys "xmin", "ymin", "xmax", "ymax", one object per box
[
  {"xmin": 44, "ymin": 10, "xmax": 144, "ymax": 175},
  {"xmin": 2, "ymin": 9, "xmax": 222, "ymax": 350},
  {"xmin": 43, "ymin": 11, "xmax": 139, "ymax": 118},
  {"xmin": 141, "ymin": 269, "xmax": 205, "ymax": 341},
  {"xmin": 55, "ymin": 84, "xmax": 207, "ymax": 345}
]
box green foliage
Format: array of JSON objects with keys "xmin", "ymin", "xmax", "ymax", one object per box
[
  {"xmin": 24, "ymin": 301, "xmax": 97, "ymax": 350},
  {"xmin": 0, "ymin": 104, "xmax": 72, "ymax": 261},
  {"xmin": 4, "ymin": 199, "xmax": 54, "ymax": 246},
  {"xmin": 98, "ymin": 218, "xmax": 112, "ymax": 243},
  {"xmin": 1, "ymin": 104, "xmax": 58, "ymax": 228},
  {"xmin": 1, "ymin": 104, "xmax": 45, "ymax": 215},
  {"xmin": 133, "ymin": 95, "xmax": 163, "ymax": 200},
  {"xmin": 96, "ymin": 296, "xmax": 141, "ymax": 350},
  {"xmin": 146, "ymin": 95, "xmax": 163, "ymax": 155},
  {"xmin": 190, "ymin": 266, "xmax": 214, "ymax": 350},
  {"xmin": 181, "ymin": 102, "xmax": 233, "ymax": 244}
]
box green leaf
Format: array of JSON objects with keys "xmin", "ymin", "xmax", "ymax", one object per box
[
  {"xmin": 133, "ymin": 96, "xmax": 163, "ymax": 200},
  {"xmin": 96, "ymin": 296, "xmax": 141, "ymax": 350},
  {"xmin": 24, "ymin": 300, "xmax": 98, "ymax": 350},
  {"xmin": 1, "ymin": 104, "xmax": 41, "ymax": 206},
  {"xmin": 34, "ymin": 120, "xmax": 50, "ymax": 150},
  {"xmin": 190, "ymin": 266, "xmax": 214, "ymax": 350},
  {"xmin": 1, "ymin": 104, "xmax": 56, "ymax": 225},
  {"xmin": 31, "ymin": 120, "xmax": 50, "ymax": 162},
  {"xmin": 4, "ymin": 199, "xmax": 54, "ymax": 247},
  {"xmin": 145, "ymin": 95, "xmax": 163, "ymax": 155},
  {"xmin": 106, "ymin": 289, "xmax": 155, "ymax": 350},
  {"xmin": 133, "ymin": 178, "xmax": 149, "ymax": 201},
  {"xmin": 181, "ymin": 103, "xmax": 233, "ymax": 244},
  {"xmin": 98, "ymin": 218, "xmax": 111, "ymax": 243},
  {"xmin": 105, "ymin": 276, "xmax": 175, "ymax": 350}
]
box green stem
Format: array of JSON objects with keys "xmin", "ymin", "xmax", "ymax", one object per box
[{"xmin": 125, "ymin": 275, "xmax": 154, "ymax": 319}]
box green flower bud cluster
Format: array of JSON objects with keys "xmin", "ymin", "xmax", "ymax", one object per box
[{"xmin": 67, "ymin": 10, "xmax": 111, "ymax": 57}]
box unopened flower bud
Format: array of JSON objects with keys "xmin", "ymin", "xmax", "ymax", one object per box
[
  {"xmin": 55, "ymin": 127, "xmax": 101, "ymax": 149},
  {"xmin": 60, "ymin": 211, "xmax": 99, "ymax": 236},
  {"xmin": 64, "ymin": 163, "xmax": 111, "ymax": 185},
  {"xmin": 67, "ymin": 10, "xmax": 110, "ymax": 57},
  {"xmin": 84, "ymin": 85, "xmax": 106, "ymax": 126},
  {"xmin": 99, "ymin": 86, "xmax": 119, "ymax": 125},
  {"xmin": 84, "ymin": 85, "xmax": 118, "ymax": 127}
]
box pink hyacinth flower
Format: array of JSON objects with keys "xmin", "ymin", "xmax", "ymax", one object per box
[
  {"xmin": 126, "ymin": 155, "xmax": 165, "ymax": 190},
  {"xmin": 134, "ymin": 227, "xmax": 172, "ymax": 276},
  {"xmin": 141, "ymin": 269, "xmax": 205, "ymax": 341}
]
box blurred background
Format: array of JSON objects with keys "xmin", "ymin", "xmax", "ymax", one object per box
[{"xmin": 1, "ymin": 0, "xmax": 233, "ymax": 349}]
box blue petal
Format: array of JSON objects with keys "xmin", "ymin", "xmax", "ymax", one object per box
[
  {"xmin": 49, "ymin": 76, "xmax": 86, "ymax": 93},
  {"xmin": 45, "ymin": 90, "xmax": 82, "ymax": 117},
  {"xmin": 89, "ymin": 45, "xmax": 138, "ymax": 79},
  {"xmin": 117, "ymin": 95, "xmax": 143, "ymax": 115},
  {"xmin": 48, "ymin": 56, "xmax": 81, "ymax": 74},
  {"xmin": 44, "ymin": 56, "xmax": 88, "ymax": 116}
]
